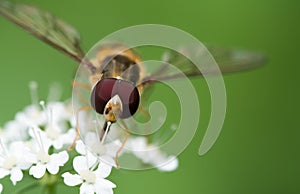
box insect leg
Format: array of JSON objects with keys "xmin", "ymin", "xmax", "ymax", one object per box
[
  {"xmin": 72, "ymin": 81, "xmax": 91, "ymax": 91},
  {"xmin": 115, "ymin": 119, "xmax": 131, "ymax": 168},
  {"xmin": 68, "ymin": 106, "xmax": 92, "ymax": 150},
  {"xmin": 137, "ymin": 106, "xmax": 152, "ymax": 144},
  {"xmin": 72, "ymin": 80, "xmax": 91, "ymax": 107}
]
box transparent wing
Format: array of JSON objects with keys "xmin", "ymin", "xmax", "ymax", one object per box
[
  {"xmin": 142, "ymin": 45, "xmax": 266, "ymax": 82},
  {"xmin": 135, "ymin": 44, "xmax": 265, "ymax": 155},
  {"xmin": 206, "ymin": 45, "xmax": 266, "ymax": 73},
  {"xmin": 0, "ymin": 1, "xmax": 87, "ymax": 64},
  {"xmin": 138, "ymin": 45, "xmax": 266, "ymax": 123}
]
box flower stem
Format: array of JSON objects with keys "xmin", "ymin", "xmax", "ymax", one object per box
[
  {"xmin": 40, "ymin": 173, "xmax": 58, "ymax": 194},
  {"xmin": 44, "ymin": 184, "xmax": 56, "ymax": 194}
]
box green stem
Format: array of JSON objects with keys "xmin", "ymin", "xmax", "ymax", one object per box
[
  {"xmin": 40, "ymin": 173, "xmax": 58, "ymax": 194},
  {"xmin": 44, "ymin": 184, "xmax": 56, "ymax": 194}
]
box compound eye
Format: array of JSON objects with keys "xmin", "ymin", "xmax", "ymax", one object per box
[
  {"xmin": 90, "ymin": 78, "xmax": 140, "ymax": 118},
  {"xmin": 90, "ymin": 78, "xmax": 117, "ymax": 114},
  {"xmin": 116, "ymin": 79, "xmax": 140, "ymax": 118}
]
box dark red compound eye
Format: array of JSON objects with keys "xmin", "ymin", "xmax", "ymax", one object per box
[{"xmin": 90, "ymin": 78, "xmax": 140, "ymax": 118}]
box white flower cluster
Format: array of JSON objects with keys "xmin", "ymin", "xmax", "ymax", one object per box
[
  {"xmin": 0, "ymin": 101, "xmax": 74, "ymax": 188},
  {"xmin": 0, "ymin": 100, "xmax": 118, "ymax": 194},
  {"xmin": 0, "ymin": 84, "xmax": 179, "ymax": 194}
]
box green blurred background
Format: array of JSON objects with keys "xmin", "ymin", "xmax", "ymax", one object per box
[{"xmin": 0, "ymin": 0, "xmax": 299, "ymax": 193}]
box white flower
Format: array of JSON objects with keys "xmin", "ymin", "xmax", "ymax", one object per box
[
  {"xmin": 44, "ymin": 125, "xmax": 76, "ymax": 150},
  {"xmin": 26, "ymin": 128, "xmax": 69, "ymax": 179},
  {"xmin": 76, "ymin": 133, "xmax": 122, "ymax": 167},
  {"xmin": 0, "ymin": 141, "xmax": 32, "ymax": 185},
  {"xmin": 37, "ymin": 101, "xmax": 76, "ymax": 150},
  {"xmin": 62, "ymin": 155, "xmax": 116, "ymax": 194},
  {"xmin": 29, "ymin": 150, "xmax": 69, "ymax": 179},
  {"xmin": 0, "ymin": 183, "xmax": 2, "ymax": 193},
  {"xmin": 127, "ymin": 137, "xmax": 179, "ymax": 172},
  {"xmin": 15, "ymin": 105, "xmax": 46, "ymax": 127},
  {"xmin": 0, "ymin": 120, "xmax": 28, "ymax": 143},
  {"xmin": 47, "ymin": 102, "xmax": 72, "ymax": 123}
]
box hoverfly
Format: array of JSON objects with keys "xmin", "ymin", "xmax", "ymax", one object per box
[{"xmin": 0, "ymin": 1, "xmax": 265, "ymax": 167}]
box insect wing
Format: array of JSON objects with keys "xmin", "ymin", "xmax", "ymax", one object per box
[
  {"xmin": 0, "ymin": 1, "xmax": 85, "ymax": 63},
  {"xmin": 143, "ymin": 45, "xmax": 266, "ymax": 82},
  {"xmin": 206, "ymin": 45, "xmax": 266, "ymax": 73},
  {"xmin": 136, "ymin": 45, "xmax": 265, "ymax": 157}
]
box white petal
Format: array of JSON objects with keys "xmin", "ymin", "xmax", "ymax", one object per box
[
  {"xmin": 47, "ymin": 151, "xmax": 68, "ymax": 174},
  {"xmin": 95, "ymin": 162, "xmax": 112, "ymax": 178},
  {"xmin": 53, "ymin": 140, "xmax": 63, "ymax": 150},
  {"xmin": 0, "ymin": 168, "xmax": 9, "ymax": 179},
  {"xmin": 95, "ymin": 186, "xmax": 114, "ymax": 194},
  {"xmin": 75, "ymin": 140, "xmax": 86, "ymax": 155},
  {"xmin": 62, "ymin": 172, "xmax": 83, "ymax": 186},
  {"xmin": 157, "ymin": 157, "xmax": 179, "ymax": 172},
  {"xmin": 10, "ymin": 167, "xmax": 23, "ymax": 185},
  {"xmin": 2, "ymin": 120, "xmax": 28, "ymax": 142},
  {"xmin": 96, "ymin": 178, "xmax": 116, "ymax": 188},
  {"xmin": 46, "ymin": 163, "xmax": 59, "ymax": 175},
  {"xmin": 59, "ymin": 129, "xmax": 76, "ymax": 145},
  {"xmin": 15, "ymin": 106, "xmax": 45, "ymax": 127},
  {"xmin": 24, "ymin": 151, "xmax": 38, "ymax": 164},
  {"xmin": 51, "ymin": 151, "xmax": 69, "ymax": 166},
  {"xmin": 73, "ymin": 156, "xmax": 88, "ymax": 173},
  {"xmin": 73, "ymin": 155, "xmax": 96, "ymax": 174},
  {"xmin": 80, "ymin": 182, "xmax": 95, "ymax": 194},
  {"xmin": 127, "ymin": 137, "xmax": 147, "ymax": 151},
  {"xmin": 29, "ymin": 163, "xmax": 46, "ymax": 179},
  {"xmin": 87, "ymin": 152, "xmax": 97, "ymax": 167},
  {"xmin": 18, "ymin": 148, "xmax": 33, "ymax": 170},
  {"xmin": 9, "ymin": 141, "xmax": 25, "ymax": 155},
  {"xmin": 100, "ymin": 155, "xmax": 115, "ymax": 167},
  {"xmin": 0, "ymin": 183, "xmax": 3, "ymax": 193},
  {"xmin": 84, "ymin": 132, "xmax": 98, "ymax": 148},
  {"xmin": 49, "ymin": 102, "xmax": 70, "ymax": 122},
  {"xmin": 18, "ymin": 160, "xmax": 32, "ymax": 170}
]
